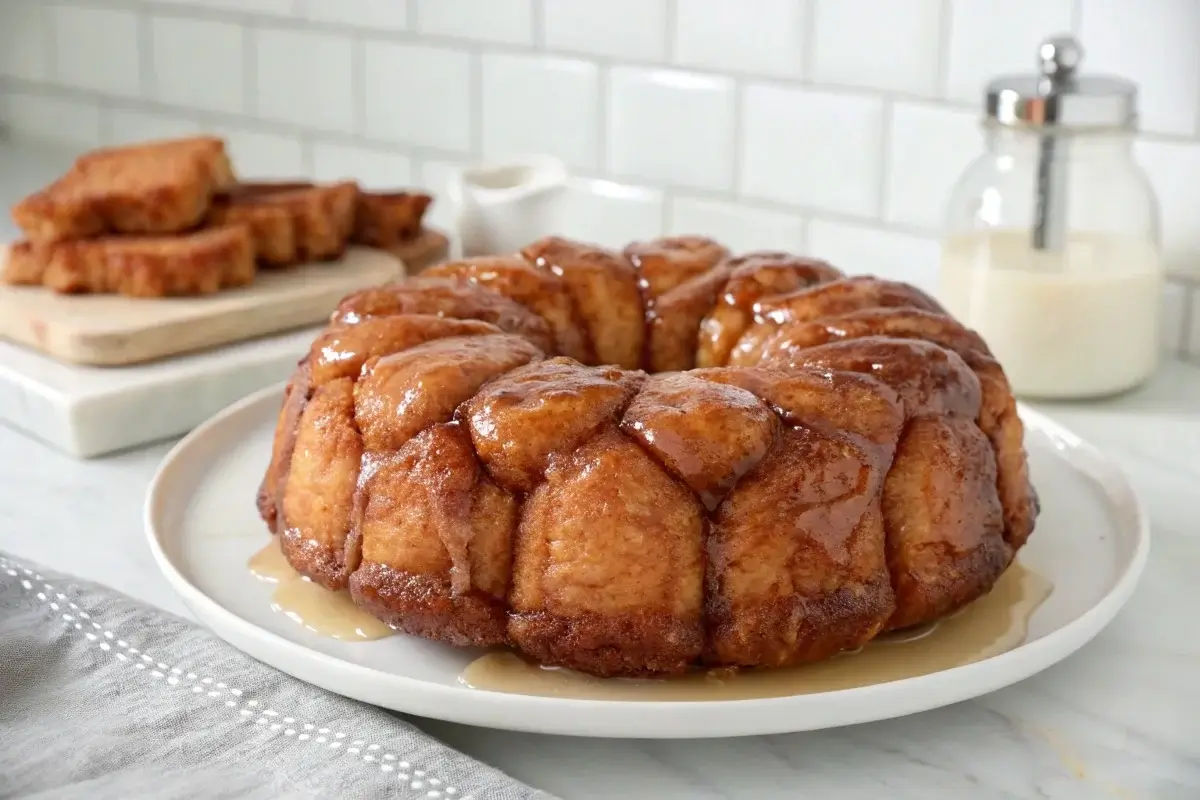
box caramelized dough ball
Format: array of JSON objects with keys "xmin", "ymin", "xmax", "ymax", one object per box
[
  {"xmin": 645, "ymin": 263, "xmax": 733, "ymax": 372},
  {"xmin": 350, "ymin": 423, "xmax": 517, "ymax": 647},
  {"xmin": 307, "ymin": 314, "xmax": 503, "ymax": 386},
  {"xmin": 257, "ymin": 364, "xmax": 310, "ymax": 533},
  {"xmin": 620, "ymin": 373, "xmax": 779, "ymax": 511},
  {"xmin": 508, "ymin": 426, "xmax": 704, "ymax": 676},
  {"xmin": 972, "ymin": 352, "xmax": 1038, "ymax": 550},
  {"xmin": 753, "ymin": 333, "xmax": 1014, "ymax": 630},
  {"xmin": 736, "ymin": 307, "xmax": 986, "ymax": 367},
  {"xmin": 760, "ymin": 337, "xmax": 982, "ymax": 421},
  {"xmin": 705, "ymin": 426, "xmax": 895, "ymax": 667},
  {"xmin": 883, "ymin": 415, "xmax": 1010, "ymax": 630},
  {"xmin": 623, "ymin": 235, "xmax": 730, "ymax": 300},
  {"xmin": 695, "ymin": 252, "xmax": 842, "ymax": 368},
  {"xmin": 751, "ymin": 275, "xmax": 945, "ymax": 327},
  {"xmin": 693, "ymin": 366, "xmax": 905, "ymax": 457},
  {"xmin": 464, "ymin": 358, "xmax": 643, "ymax": 493},
  {"xmin": 741, "ymin": 307, "xmax": 1036, "ymax": 549},
  {"xmin": 425, "ymin": 256, "xmax": 592, "ymax": 363},
  {"xmin": 331, "ymin": 277, "xmax": 555, "ymax": 353},
  {"xmin": 522, "ymin": 236, "xmax": 644, "ymax": 369},
  {"xmin": 354, "ymin": 334, "xmax": 542, "ymax": 453},
  {"xmin": 278, "ymin": 377, "xmax": 363, "ymax": 590}
]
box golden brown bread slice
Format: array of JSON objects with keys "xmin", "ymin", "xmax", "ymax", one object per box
[
  {"xmin": 76, "ymin": 136, "xmax": 236, "ymax": 189},
  {"xmin": 13, "ymin": 137, "xmax": 233, "ymax": 242},
  {"xmin": 353, "ymin": 192, "xmax": 433, "ymax": 247},
  {"xmin": 207, "ymin": 195, "xmax": 296, "ymax": 267},
  {"xmin": 13, "ymin": 153, "xmax": 213, "ymax": 243},
  {"xmin": 6, "ymin": 224, "xmax": 255, "ymax": 297},
  {"xmin": 224, "ymin": 181, "xmax": 359, "ymax": 263},
  {"xmin": 2, "ymin": 241, "xmax": 50, "ymax": 285}
]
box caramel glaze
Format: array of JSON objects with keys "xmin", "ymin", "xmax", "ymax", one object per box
[
  {"xmin": 623, "ymin": 235, "xmax": 730, "ymax": 302},
  {"xmin": 462, "ymin": 560, "xmax": 1052, "ymax": 700},
  {"xmin": 255, "ymin": 234, "xmax": 1039, "ymax": 680},
  {"xmin": 249, "ymin": 538, "xmax": 394, "ymax": 641}
]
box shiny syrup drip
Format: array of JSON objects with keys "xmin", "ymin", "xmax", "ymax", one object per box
[
  {"xmin": 460, "ymin": 561, "xmax": 1052, "ymax": 701},
  {"xmin": 247, "ymin": 540, "xmax": 393, "ymax": 641}
]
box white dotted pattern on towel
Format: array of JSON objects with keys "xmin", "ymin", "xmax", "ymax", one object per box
[{"xmin": 1, "ymin": 558, "xmax": 473, "ymax": 800}]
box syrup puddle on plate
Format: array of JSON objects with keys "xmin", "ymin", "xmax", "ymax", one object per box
[
  {"xmin": 460, "ymin": 561, "xmax": 1053, "ymax": 701},
  {"xmin": 247, "ymin": 539, "xmax": 393, "ymax": 641},
  {"xmin": 247, "ymin": 539, "xmax": 1052, "ymax": 699}
]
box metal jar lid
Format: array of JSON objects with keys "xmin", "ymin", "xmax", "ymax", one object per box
[{"xmin": 985, "ymin": 35, "xmax": 1138, "ymax": 130}]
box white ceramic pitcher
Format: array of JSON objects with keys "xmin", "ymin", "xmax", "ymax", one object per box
[{"xmin": 447, "ymin": 156, "xmax": 570, "ymax": 257}]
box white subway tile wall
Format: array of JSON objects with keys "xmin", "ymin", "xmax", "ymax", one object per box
[
  {"xmin": 150, "ymin": 16, "xmax": 246, "ymax": 114},
  {"xmin": 0, "ymin": 0, "xmax": 1196, "ymax": 360}
]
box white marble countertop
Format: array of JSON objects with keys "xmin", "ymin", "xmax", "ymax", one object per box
[{"xmin": 1, "ymin": 358, "xmax": 1197, "ymax": 799}]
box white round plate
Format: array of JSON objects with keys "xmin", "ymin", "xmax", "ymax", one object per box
[{"xmin": 145, "ymin": 385, "xmax": 1149, "ymax": 739}]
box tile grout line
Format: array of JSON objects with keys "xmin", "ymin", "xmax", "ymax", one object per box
[
  {"xmin": 10, "ymin": 3, "xmax": 1200, "ymax": 285},
  {"xmin": 242, "ymin": 20, "xmax": 258, "ymax": 118},
  {"xmin": 663, "ymin": 0, "xmax": 677, "ymax": 63},
  {"xmin": 530, "ymin": 0, "xmax": 545, "ymax": 49},
  {"xmin": 730, "ymin": 79, "xmax": 745, "ymax": 196},
  {"xmin": 799, "ymin": 0, "xmax": 817, "ymax": 84},
  {"xmin": 596, "ymin": 63, "xmax": 610, "ymax": 175},
  {"xmin": 25, "ymin": 0, "xmax": 1200, "ymax": 144},
  {"xmin": 1180, "ymin": 287, "xmax": 1196, "ymax": 357},
  {"xmin": 39, "ymin": 1, "xmax": 60, "ymax": 86},
  {"xmin": 136, "ymin": 11, "xmax": 155, "ymax": 102},
  {"xmin": 350, "ymin": 32, "xmax": 366, "ymax": 137},
  {"xmin": 11, "ymin": 63, "xmax": 1200, "ymax": 288},
  {"xmin": 468, "ymin": 48, "xmax": 483, "ymax": 161},
  {"xmin": 935, "ymin": 0, "xmax": 953, "ymax": 99},
  {"xmin": 875, "ymin": 99, "xmax": 895, "ymax": 223}
]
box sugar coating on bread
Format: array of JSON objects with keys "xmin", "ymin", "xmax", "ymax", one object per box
[
  {"xmin": 224, "ymin": 182, "xmax": 359, "ymax": 264},
  {"xmin": 12, "ymin": 138, "xmax": 232, "ymax": 242},
  {"xmin": 258, "ymin": 234, "xmax": 1041, "ymax": 678},
  {"xmin": 353, "ymin": 192, "xmax": 433, "ymax": 247},
  {"xmin": 7, "ymin": 224, "xmax": 254, "ymax": 297},
  {"xmin": 76, "ymin": 136, "xmax": 236, "ymax": 189},
  {"xmin": 208, "ymin": 195, "xmax": 296, "ymax": 267}
]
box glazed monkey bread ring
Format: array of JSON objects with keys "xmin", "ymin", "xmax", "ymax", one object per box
[{"xmin": 256, "ymin": 235, "xmax": 1039, "ymax": 678}]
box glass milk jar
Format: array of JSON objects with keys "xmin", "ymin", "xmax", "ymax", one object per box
[{"xmin": 940, "ymin": 36, "xmax": 1163, "ymax": 400}]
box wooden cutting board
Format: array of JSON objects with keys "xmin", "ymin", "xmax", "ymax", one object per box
[{"xmin": 0, "ymin": 229, "xmax": 449, "ymax": 367}]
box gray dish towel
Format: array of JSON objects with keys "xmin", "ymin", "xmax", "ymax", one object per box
[{"xmin": 0, "ymin": 551, "xmax": 559, "ymax": 800}]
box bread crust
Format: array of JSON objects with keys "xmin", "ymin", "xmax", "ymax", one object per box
[
  {"xmin": 258, "ymin": 235, "xmax": 1041, "ymax": 679},
  {"xmin": 353, "ymin": 192, "xmax": 433, "ymax": 247},
  {"xmin": 222, "ymin": 182, "xmax": 359, "ymax": 263},
  {"xmin": 13, "ymin": 137, "xmax": 233, "ymax": 242},
  {"xmin": 4, "ymin": 225, "xmax": 254, "ymax": 297}
]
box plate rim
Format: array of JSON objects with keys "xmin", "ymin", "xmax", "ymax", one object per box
[{"xmin": 143, "ymin": 384, "xmax": 1152, "ymax": 739}]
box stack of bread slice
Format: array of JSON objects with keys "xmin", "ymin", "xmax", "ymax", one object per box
[{"xmin": 3, "ymin": 136, "xmax": 433, "ymax": 298}]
